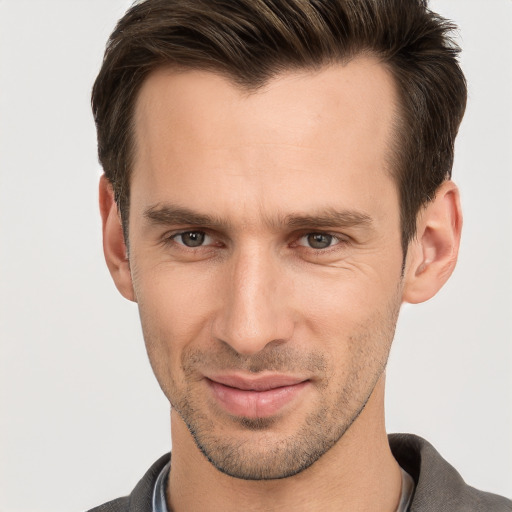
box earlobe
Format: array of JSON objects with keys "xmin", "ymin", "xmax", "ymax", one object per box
[
  {"xmin": 402, "ymin": 180, "xmax": 462, "ymax": 304},
  {"xmin": 99, "ymin": 175, "xmax": 136, "ymax": 302}
]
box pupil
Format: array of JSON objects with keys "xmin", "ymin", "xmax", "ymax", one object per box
[
  {"xmin": 308, "ymin": 233, "xmax": 332, "ymax": 249},
  {"xmin": 183, "ymin": 231, "xmax": 205, "ymax": 247}
]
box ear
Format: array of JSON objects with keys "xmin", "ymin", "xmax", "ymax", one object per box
[
  {"xmin": 99, "ymin": 175, "xmax": 136, "ymax": 302},
  {"xmin": 402, "ymin": 180, "xmax": 463, "ymax": 304}
]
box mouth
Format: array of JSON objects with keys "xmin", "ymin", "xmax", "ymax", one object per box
[{"xmin": 205, "ymin": 373, "xmax": 311, "ymax": 419}]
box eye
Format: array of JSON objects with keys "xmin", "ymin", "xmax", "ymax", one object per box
[
  {"xmin": 297, "ymin": 233, "xmax": 339, "ymax": 249},
  {"xmin": 173, "ymin": 231, "xmax": 212, "ymax": 247}
]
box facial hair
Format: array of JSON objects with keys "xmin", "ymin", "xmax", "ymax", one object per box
[{"xmin": 163, "ymin": 297, "xmax": 400, "ymax": 481}]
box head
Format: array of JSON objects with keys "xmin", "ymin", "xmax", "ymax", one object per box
[{"xmin": 94, "ymin": 0, "xmax": 465, "ymax": 481}]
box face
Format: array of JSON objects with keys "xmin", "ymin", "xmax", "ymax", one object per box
[{"xmin": 128, "ymin": 59, "xmax": 405, "ymax": 479}]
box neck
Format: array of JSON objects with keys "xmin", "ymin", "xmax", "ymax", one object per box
[{"xmin": 167, "ymin": 376, "xmax": 401, "ymax": 512}]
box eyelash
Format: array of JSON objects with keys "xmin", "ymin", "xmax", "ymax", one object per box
[
  {"xmin": 164, "ymin": 229, "xmax": 349, "ymax": 253},
  {"xmin": 294, "ymin": 233, "xmax": 344, "ymax": 250},
  {"xmin": 166, "ymin": 230, "xmax": 219, "ymax": 249}
]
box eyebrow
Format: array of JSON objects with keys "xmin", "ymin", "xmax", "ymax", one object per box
[
  {"xmin": 283, "ymin": 209, "xmax": 372, "ymax": 230},
  {"xmin": 143, "ymin": 204, "xmax": 373, "ymax": 231},
  {"xmin": 144, "ymin": 204, "xmax": 229, "ymax": 228}
]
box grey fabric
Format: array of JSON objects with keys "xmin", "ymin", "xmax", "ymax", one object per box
[
  {"xmin": 87, "ymin": 435, "xmax": 512, "ymax": 512},
  {"xmin": 389, "ymin": 434, "xmax": 512, "ymax": 512},
  {"xmin": 88, "ymin": 453, "xmax": 169, "ymax": 512}
]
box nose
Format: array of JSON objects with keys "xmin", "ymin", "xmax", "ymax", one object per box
[{"xmin": 212, "ymin": 244, "xmax": 294, "ymax": 355}]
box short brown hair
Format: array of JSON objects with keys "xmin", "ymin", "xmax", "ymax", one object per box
[{"xmin": 92, "ymin": 0, "xmax": 467, "ymax": 252}]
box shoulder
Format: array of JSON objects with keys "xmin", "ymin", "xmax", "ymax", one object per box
[
  {"xmin": 86, "ymin": 453, "xmax": 171, "ymax": 512},
  {"xmin": 389, "ymin": 434, "xmax": 512, "ymax": 512}
]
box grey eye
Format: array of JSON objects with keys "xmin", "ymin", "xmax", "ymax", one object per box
[
  {"xmin": 176, "ymin": 231, "xmax": 206, "ymax": 247},
  {"xmin": 305, "ymin": 233, "xmax": 334, "ymax": 249}
]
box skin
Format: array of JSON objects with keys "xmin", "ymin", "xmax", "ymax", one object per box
[{"xmin": 100, "ymin": 57, "xmax": 462, "ymax": 511}]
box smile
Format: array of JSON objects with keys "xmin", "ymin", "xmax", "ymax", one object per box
[{"xmin": 205, "ymin": 374, "xmax": 310, "ymax": 419}]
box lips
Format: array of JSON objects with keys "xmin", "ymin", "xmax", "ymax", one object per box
[{"xmin": 205, "ymin": 373, "xmax": 310, "ymax": 418}]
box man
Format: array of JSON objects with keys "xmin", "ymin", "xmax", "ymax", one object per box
[{"xmin": 89, "ymin": 0, "xmax": 511, "ymax": 510}]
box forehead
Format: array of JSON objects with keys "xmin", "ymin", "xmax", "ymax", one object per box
[
  {"xmin": 130, "ymin": 58, "xmax": 399, "ymax": 227},
  {"xmin": 133, "ymin": 58, "xmax": 398, "ymax": 156}
]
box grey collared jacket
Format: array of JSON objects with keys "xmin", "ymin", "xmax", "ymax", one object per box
[{"xmin": 88, "ymin": 434, "xmax": 512, "ymax": 512}]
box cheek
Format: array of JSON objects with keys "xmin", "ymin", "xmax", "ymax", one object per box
[
  {"xmin": 134, "ymin": 260, "xmax": 216, "ymax": 328},
  {"xmin": 290, "ymin": 264, "xmax": 402, "ymax": 380},
  {"xmin": 292, "ymin": 265, "xmax": 399, "ymax": 329},
  {"xmin": 131, "ymin": 263, "xmax": 218, "ymax": 378}
]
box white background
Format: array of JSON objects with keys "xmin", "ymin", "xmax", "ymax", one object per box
[{"xmin": 0, "ymin": 1, "xmax": 510, "ymax": 511}]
